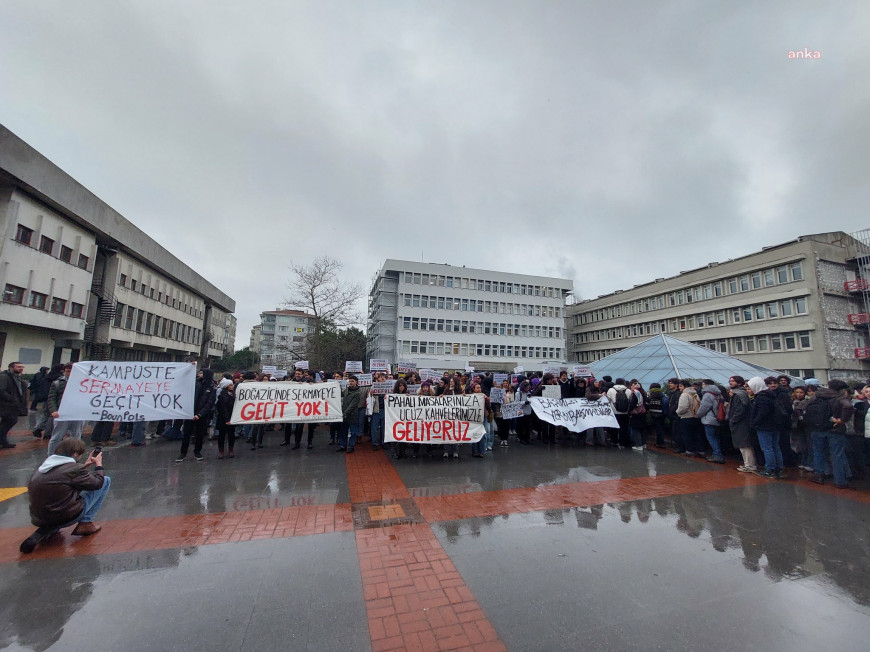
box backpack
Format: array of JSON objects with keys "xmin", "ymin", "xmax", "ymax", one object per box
[
  {"xmin": 716, "ymin": 398, "xmax": 726, "ymax": 422},
  {"xmin": 803, "ymin": 397, "xmax": 833, "ymax": 431},
  {"xmin": 613, "ymin": 389, "xmax": 630, "ymax": 413}
]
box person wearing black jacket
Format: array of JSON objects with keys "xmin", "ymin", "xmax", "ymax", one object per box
[
  {"xmin": 0, "ymin": 361, "xmax": 28, "ymax": 448},
  {"xmin": 216, "ymin": 381, "xmax": 236, "ymax": 458},
  {"xmin": 175, "ymin": 369, "xmax": 216, "ymax": 462},
  {"xmin": 748, "ymin": 376, "xmax": 784, "ymax": 478},
  {"xmin": 28, "ymin": 366, "xmax": 50, "ymax": 437},
  {"xmin": 666, "ymin": 378, "xmax": 682, "ymax": 452}
]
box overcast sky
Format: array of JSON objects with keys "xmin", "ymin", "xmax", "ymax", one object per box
[{"xmin": 2, "ymin": 1, "xmax": 867, "ymax": 350}]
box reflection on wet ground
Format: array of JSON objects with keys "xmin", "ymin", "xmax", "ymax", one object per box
[{"xmin": 2, "ymin": 429, "xmax": 869, "ymax": 650}]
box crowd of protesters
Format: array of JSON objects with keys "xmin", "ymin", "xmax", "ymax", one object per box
[{"xmin": 10, "ymin": 361, "xmax": 869, "ymax": 490}]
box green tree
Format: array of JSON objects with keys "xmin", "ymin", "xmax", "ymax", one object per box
[{"xmin": 212, "ymin": 346, "xmax": 259, "ymax": 372}]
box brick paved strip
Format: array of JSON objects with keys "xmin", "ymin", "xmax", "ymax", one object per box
[
  {"xmin": 345, "ymin": 447, "xmax": 411, "ymax": 504},
  {"xmin": 355, "ymin": 523, "xmax": 507, "ymax": 652},
  {"xmin": 414, "ymin": 469, "xmax": 768, "ymax": 522},
  {"xmin": 0, "ymin": 503, "xmax": 353, "ymax": 564}
]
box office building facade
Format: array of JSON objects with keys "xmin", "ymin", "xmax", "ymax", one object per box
[
  {"xmin": 567, "ymin": 232, "xmax": 870, "ymax": 384},
  {"xmin": 367, "ymin": 259, "xmax": 573, "ymax": 372}
]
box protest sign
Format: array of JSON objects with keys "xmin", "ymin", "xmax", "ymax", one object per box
[
  {"xmin": 230, "ymin": 381, "xmax": 342, "ymax": 425},
  {"xmin": 529, "ymin": 397, "xmax": 618, "ymax": 433},
  {"xmin": 261, "ymin": 365, "xmax": 277, "ymax": 375},
  {"xmin": 513, "ymin": 366, "xmax": 524, "ymax": 373},
  {"xmin": 571, "ymin": 365, "xmax": 591, "ymax": 377},
  {"xmin": 370, "ymin": 381, "xmax": 395, "ymax": 395},
  {"xmin": 493, "ymin": 373, "xmax": 508, "ymax": 385},
  {"xmin": 356, "ymin": 373, "xmax": 373, "ymax": 387},
  {"xmin": 57, "ymin": 362, "xmax": 196, "ymax": 423},
  {"xmin": 420, "ymin": 369, "xmax": 440, "ymax": 383},
  {"xmin": 542, "ymin": 385, "xmax": 561, "ymax": 399},
  {"xmin": 542, "ymin": 365, "xmax": 561, "ymax": 376},
  {"xmin": 500, "ymin": 401, "xmax": 524, "ymax": 420},
  {"xmin": 345, "ymin": 361, "xmax": 363, "ymax": 373},
  {"xmin": 406, "ymin": 384, "xmax": 422, "ymax": 394},
  {"xmin": 397, "ymin": 361, "xmax": 417, "ymax": 373},
  {"xmin": 369, "ymin": 359, "xmax": 389, "ymax": 372},
  {"xmin": 295, "ymin": 360, "xmax": 309, "ymax": 370},
  {"xmin": 489, "ymin": 388, "xmax": 506, "ymax": 403},
  {"xmin": 338, "ymin": 379, "xmax": 349, "ymax": 391},
  {"xmin": 272, "ymin": 370, "xmax": 288, "ymax": 380},
  {"xmin": 464, "ymin": 366, "xmax": 474, "ymax": 373},
  {"xmin": 384, "ymin": 394, "xmax": 486, "ymax": 444},
  {"xmin": 511, "ymin": 374, "xmax": 522, "ymax": 386}
]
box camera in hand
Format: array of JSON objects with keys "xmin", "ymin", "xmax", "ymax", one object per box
[{"xmin": 92, "ymin": 446, "xmax": 102, "ymax": 456}]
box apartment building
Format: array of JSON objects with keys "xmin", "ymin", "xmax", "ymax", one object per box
[
  {"xmin": 567, "ymin": 232, "xmax": 870, "ymax": 383},
  {"xmin": 367, "ymin": 259, "xmax": 573, "ymax": 372},
  {"xmin": 253, "ymin": 309, "xmax": 316, "ymax": 366}
]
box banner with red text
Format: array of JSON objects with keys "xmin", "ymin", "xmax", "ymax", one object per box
[
  {"xmin": 56, "ymin": 361, "xmax": 196, "ymax": 423},
  {"xmin": 384, "ymin": 394, "xmax": 486, "ymax": 444},
  {"xmin": 230, "ymin": 381, "xmax": 342, "ymax": 425}
]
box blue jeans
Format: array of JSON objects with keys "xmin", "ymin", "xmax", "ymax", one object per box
[
  {"xmin": 757, "ymin": 429, "xmax": 782, "ymax": 472},
  {"xmin": 370, "ymin": 411, "xmax": 383, "ymax": 446},
  {"xmin": 630, "ymin": 427, "xmax": 644, "ymax": 447},
  {"xmin": 483, "ymin": 420, "xmax": 493, "ymax": 451},
  {"xmin": 130, "ymin": 421, "xmax": 146, "ymax": 445},
  {"xmin": 79, "ymin": 476, "xmax": 111, "ymax": 522},
  {"xmin": 344, "ymin": 421, "xmax": 360, "ymax": 449},
  {"xmin": 812, "ymin": 430, "xmax": 849, "ymax": 486},
  {"xmin": 704, "ymin": 424, "xmax": 723, "ymax": 459}
]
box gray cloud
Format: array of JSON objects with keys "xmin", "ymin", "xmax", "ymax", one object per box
[{"xmin": 2, "ymin": 0, "xmax": 867, "ymax": 347}]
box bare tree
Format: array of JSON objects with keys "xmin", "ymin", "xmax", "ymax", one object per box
[{"xmin": 285, "ymin": 256, "xmax": 363, "ymax": 369}]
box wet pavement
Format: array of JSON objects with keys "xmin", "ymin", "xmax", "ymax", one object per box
[{"xmin": 1, "ymin": 425, "xmax": 869, "ymax": 651}]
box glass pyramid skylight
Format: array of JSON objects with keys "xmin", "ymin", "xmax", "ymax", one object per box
[{"xmin": 587, "ymin": 334, "xmax": 797, "ymax": 387}]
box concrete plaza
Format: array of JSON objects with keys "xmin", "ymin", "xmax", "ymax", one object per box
[{"xmin": 1, "ymin": 425, "xmax": 869, "ymax": 651}]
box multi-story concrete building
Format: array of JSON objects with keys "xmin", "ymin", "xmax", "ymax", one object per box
[
  {"xmin": 0, "ymin": 125, "xmax": 235, "ymax": 370},
  {"xmin": 253, "ymin": 309, "xmax": 316, "ymax": 367},
  {"xmin": 367, "ymin": 259, "xmax": 573, "ymax": 372},
  {"xmin": 567, "ymin": 232, "xmax": 870, "ymax": 384}
]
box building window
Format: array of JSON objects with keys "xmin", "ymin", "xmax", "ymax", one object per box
[
  {"xmin": 125, "ymin": 305, "xmax": 135, "ymax": 329},
  {"xmin": 767, "ymin": 302, "xmax": 778, "ymax": 318},
  {"xmin": 40, "ymin": 236, "xmax": 55, "ymax": 254},
  {"xmin": 77, "ymin": 254, "xmax": 89, "ymax": 270},
  {"xmin": 114, "ymin": 303, "xmax": 124, "ymax": 327},
  {"xmin": 743, "ymin": 307, "xmax": 752, "ymax": 322},
  {"xmin": 15, "ymin": 224, "xmax": 33, "ymax": 245},
  {"xmin": 754, "ymin": 305, "xmax": 764, "ymax": 320},
  {"xmin": 29, "ymin": 291, "xmax": 48, "ymax": 309},
  {"xmin": 785, "ymin": 333, "xmax": 797, "ymax": 350},
  {"xmin": 790, "ymin": 262, "xmax": 803, "ymax": 281},
  {"xmin": 751, "ymin": 271, "xmax": 762, "ymax": 289},
  {"xmin": 745, "ymin": 338, "xmax": 755, "ymax": 352},
  {"xmin": 799, "ymin": 331, "xmax": 811, "ymax": 348},
  {"xmin": 70, "ymin": 302, "xmax": 84, "ymax": 318},
  {"xmin": 50, "ymin": 297, "xmax": 66, "ymax": 314},
  {"xmin": 757, "ymin": 336, "xmax": 769, "ymax": 351},
  {"xmin": 3, "ymin": 284, "xmax": 25, "ymax": 304},
  {"xmin": 795, "ymin": 297, "xmax": 807, "ymax": 314},
  {"xmin": 740, "ymin": 276, "xmax": 750, "ymax": 292},
  {"xmin": 776, "ymin": 266, "xmax": 788, "ymax": 283},
  {"xmin": 771, "ymin": 335, "xmax": 782, "ymax": 351},
  {"xmin": 780, "ymin": 300, "xmax": 793, "ymax": 317},
  {"xmin": 734, "ymin": 338, "xmax": 744, "ymax": 353},
  {"xmin": 764, "ymin": 269, "xmax": 775, "ymax": 286},
  {"xmin": 60, "ymin": 245, "xmax": 73, "ymax": 262},
  {"xmin": 728, "ymin": 278, "xmax": 738, "ymax": 294}
]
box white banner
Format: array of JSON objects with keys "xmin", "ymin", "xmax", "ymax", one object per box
[
  {"xmin": 295, "ymin": 360, "xmax": 309, "ymax": 369},
  {"xmin": 500, "ymin": 401, "xmax": 524, "ymax": 419},
  {"xmin": 369, "ymin": 359, "xmax": 389, "ymax": 372},
  {"xmin": 489, "ymin": 388, "xmax": 506, "ymax": 403},
  {"xmin": 370, "ymin": 381, "xmax": 395, "ymax": 395},
  {"xmin": 529, "ymin": 397, "xmax": 618, "ymax": 433},
  {"xmin": 356, "ymin": 373, "xmax": 373, "ymax": 387},
  {"xmin": 542, "ymin": 365, "xmax": 561, "ymax": 376},
  {"xmin": 542, "ymin": 385, "xmax": 561, "ymax": 399},
  {"xmin": 345, "ymin": 361, "xmax": 363, "ymax": 373},
  {"xmin": 230, "ymin": 381, "xmax": 342, "ymax": 425},
  {"xmin": 513, "ymin": 366, "xmax": 524, "ymax": 373},
  {"xmin": 571, "ymin": 365, "xmax": 591, "ymax": 377},
  {"xmin": 397, "ymin": 361, "xmax": 417, "ymax": 373},
  {"xmin": 57, "ymin": 362, "xmax": 196, "ymax": 423},
  {"xmin": 384, "ymin": 394, "xmax": 486, "ymax": 444}
]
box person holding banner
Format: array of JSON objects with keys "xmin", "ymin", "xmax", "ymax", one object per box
[
  {"xmin": 176, "ymin": 369, "xmax": 216, "ymax": 462},
  {"xmin": 441, "ymin": 375, "xmax": 465, "ymax": 459},
  {"xmin": 216, "ymin": 379, "xmax": 236, "ymax": 458},
  {"xmin": 515, "ymin": 380, "xmax": 533, "ymax": 445},
  {"xmin": 471, "ymin": 383, "xmax": 492, "ymax": 458},
  {"xmin": 496, "ymin": 380, "xmax": 514, "ymax": 447},
  {"xmin": 391, "ymin": 379, "xmax": 410, "ymax": 459},
  {"xmin": 337, "ymin": 375, "xmax": 362, "ymax": 453},
  {"xmin": 369, "ymin": 371, "xmax": 386, "ymax": 451},
  {"xmin": 46, "ymin": 364, "xmax": 85, "ymax": 456}
]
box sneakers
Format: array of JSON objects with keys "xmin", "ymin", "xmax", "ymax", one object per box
[
  {"xmin": 307, "ymin": 444, "xmax": 313, "ymax": 449},
  {"xmin": 755, "ymin": 469, "xmax": 776, "ymax": 479},
  {"xmin": 372, "ymin": 445, "xmax": 379, "ymax": 451},
  {"xmin": 346, "ymin": 447, "xmax": 355, "ymax": 454},
  {"xmin": 194, "ymin": 454, "xmax": 204, "ymax": 461},
  {"xmin": 443, "ymin": 452, "xmax": 449, "ymax": 458},
  {"xmin": 500, "ymin": 440, "xmax": 508, "ymax": 447},
  {"xmin": 775, "ymin": 469, "xmax": 786, "ymax": 479},
  {"xmin": 486, "ymin": 446, "xmax": 493, "ymax": 451},
  {"xmin": 705, "ymin": 456, "xmax": 725, "ymax": 464},
  {"xmin": 174, "ymin": 456, "xmax": 185, "ymax": 463},
  {"xmin": 632, "ymin": 446, "xmax": 644, "ymax": 451},
  {"xmin": 810, "ymin": 474, "xmax": 824, "ymax": 485},
  {"xmin": 452, "ymin": 453, "xmax": 459, "ymax": 459},
  {"xmin": 736, "ymin": 465, "xmax": 756, "ymax": 473},
  {"xmin": 336, "ymin": 447, "xmax": 347, "ymax": 452}
]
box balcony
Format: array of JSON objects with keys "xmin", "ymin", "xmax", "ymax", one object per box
[
  {"xmin": 845, "ymin": 279, "xmax": 870, "ymax": 291},
  {"xmin": 855, "ymin": 348, "xmax": 870, "ymax": 359},
  {"xmin": 848, "ymin": 313, "xmax": 870, "ymax": 325}
]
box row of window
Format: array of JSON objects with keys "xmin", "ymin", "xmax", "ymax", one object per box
[
  {"xmin": 113, "ymin": 303, "xmax": 202, "ymax": 345},
  {"xmin": 403, "ymin": 317, "xmax": 563, "ymax": 339},
  {"xmin": 14, "ymin": 224, "xmax": 90, "ymax": 269},
  {"xmin": 576, "ymin": 262, "xmax": 805, "ymax": 324},
  {"xmin": 577, "ymin": 330, "xmax": 813, "ymax": 363},
  {"xmin": 574, "ymin": 297, "xmax": 810, "ymax": 344},
  {"xmin": 3, "ymin": 284, "xmax": 85, "ymax": 317},
  {"xmin": 403, "ymin": 272, "xmax": 565, "ymax": 299},
  {"xmin": 118, "ymin": 274, "xmax": 204, "ymax": 319},
  {"xmin": 399, "ymin": 340, "xmax": 564, "ymax": 359},
  {"xmin": 402, "ymin": 294, "xmax": 563, "ymax": 318}
]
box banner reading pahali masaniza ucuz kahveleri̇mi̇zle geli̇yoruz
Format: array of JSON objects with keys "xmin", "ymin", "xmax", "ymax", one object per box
[{"xmin": 384, "ymin": 394, "xmax": 486, "ymax": 444}]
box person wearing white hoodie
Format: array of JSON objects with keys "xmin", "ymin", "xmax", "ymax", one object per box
[{"xmin": 20, "ymin": 438, "xmax": 110, "ymax": 553}]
